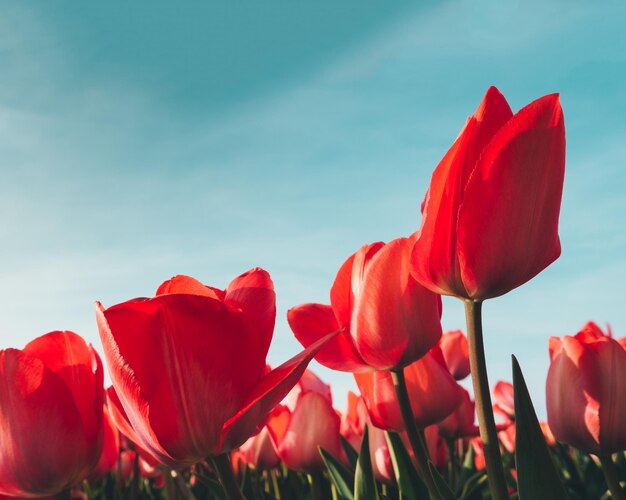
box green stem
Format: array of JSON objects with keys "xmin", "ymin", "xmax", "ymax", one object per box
[
  {"xmin": 464, "ymin": 300, "xmax": 509, "ymax": 500},
  {"xmin": 211, "ymin": 454, "xmax": 246, "ymax": 500},
  {"xmin": 271, "ymin": 470, "xmax": 281, "ymax": 500},
  {"xmin": 600, "ymin": 454, "xmax": 625, "ymax": 500},
  {"xmin": 390, "ymin": 368, "xmax": 442, "ymax": 500}
]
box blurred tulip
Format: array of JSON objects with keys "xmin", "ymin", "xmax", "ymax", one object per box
[
  {"xmin": 411, "ymin": 86, "xmax": 566, "ymax": 300},
  {"xmin": 438, "ymin": 388, "xmax": 479, "ymax": 439},
  {"xmin": 354, "ymin": 345, "xmax": 463, "ymax": 431},
  {"xmin": 439, "ymin": 330, "xmax": 470, "ymax": 380},
  {"xmin": 546, "ymin": 325, "xmax": 626, "ymax": 455},
  {"xmin": 289, "ymin": 237, "xmax": 442, "ymax": 371},
  {"xmin": 268, "ymin": 377, "xmax": 343, "ymax": 472},
  {"xmin": 239, "ymin": 406, "xmax": 282, "ymax": 470},
  {"xmin": 0, "ymin": 331, "xmax": 104, "ymax": 497},
  {"xmin": 423, "ymin": 425, "xmax": 448, "ymax": 469},
  {"xmin": 493, "ymin": 381, "xmax": 515, "ymax": 422},
  {"xmin": 97, "ymin": 271, "xmax": 337, "ymax": 467},
  {"xmin": 283, "ymin": 368, "xmax": 332, "ymax": 411},
  {"xmin": 340, "ymin": 391, "xmax": 368, "ymax": 452},
  {"xmin": 498, "ymin": 423, "xmax": 516, "ymax": 454},
  {"xmin": 340, "ymin": 392, "xmax": 394, "ymax": 483}
]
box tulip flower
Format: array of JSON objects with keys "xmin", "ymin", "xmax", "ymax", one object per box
[
  {"xmin": 439, "ymin": 330, "xmax": 470, "ymax": 380},
  {"xmin": 0, "ymin": 331, "xmax": 104, "ymax": 497},
  {"xmin": 546, "ymin": 326, "xmax": 626, "ymax": 456},
  {"xmin": 289, "ymin": 237, "xmax": 442, "ymax": 371},
  {"xmin": 96, "ymin": 271, "xmax": 337, "ymax": 468},
  {"xmin": 354, "ymin": 345, "xmax": 463, "ymax": 431},
  {"xmin": 340, "ymin": 391, "xmax": 368, "ymax": 452},
  {"xmin": 268, "ymin": 394, "xmax": 343, "ymax": 472},
  {"xmin": 410, "ymin": 86, "xmax": 566, "ymax": 301}
]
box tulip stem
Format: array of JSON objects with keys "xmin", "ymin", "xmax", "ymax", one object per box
[
  {"xmin": 390, "ymin": 368, "xmax": 442, "ymax": 500},
  {"xmin": 211, "ymin": 453, "xmax": 246, "ymax": 500},
  {"xmin": 464, "ymin": 300, "xmax": 509, "ymax": 500},
  {"xmin": 600, "ymin": 454, "xmax": 625, "ymax": 500}
]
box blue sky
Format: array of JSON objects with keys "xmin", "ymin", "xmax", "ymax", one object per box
[{"xmin": 1, "ymin": 2, "xmax": 625, "ymax": 417}]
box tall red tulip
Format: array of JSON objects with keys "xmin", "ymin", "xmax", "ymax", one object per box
[
  {"xmin": 410, "ymin": 86, "xmax": 566, "ymax": 301},
  {"xmin": 546, "ymin": 325, "xmax": 626, "ymax": 456},
  {"xmin": 289, "ymin": 237, "xmax": 442, "ymax": 371},
  {"xmin": 0, "ymin": 331, "xmax": 104, "ymax": 497},
  {"xmin": 354, "ymin": 345, "xmax": 463, "ymax": 431},
  {"xmin": 96, "ymin": 271, "xmax": 337, "ymax": 468}
]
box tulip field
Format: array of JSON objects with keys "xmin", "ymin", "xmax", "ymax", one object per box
[{"xmin": 1, "ymin": 87, "xmax": 625, "ymax": 500}]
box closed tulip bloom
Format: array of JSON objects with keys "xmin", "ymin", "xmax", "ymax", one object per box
[
  {"xmin": 546, "ymin": 326, "xmax": 626, "ymax": 455},
  {"xmin": 340, "ymin": 391, "xmax": 368, "ymax": 452},
  {"xmin": 354, "ymin": 345, "xmax": 463, "ymax": 431},
  {"xmin": 96, "ymin": 271, "xmax": 337, "ymax": 467},
  {"xmin": 411, "ymin": 86, "xmax": 566, "ymax": 301},
  {"xmin": 0, "ymin": 331, "xmax": 104, "ymax": 497},
  {"xmin": 289, "ymin": 237, "xmax": 442, "ymax": 371},
  {"xmin": 439, "ymin": 330, "xmax": 470, "ymax": 380}
]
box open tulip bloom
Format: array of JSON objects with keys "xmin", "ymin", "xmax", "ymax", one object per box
[{"xmin": 96, "ymin": 270, "xmax": 338, "ymax": 490}]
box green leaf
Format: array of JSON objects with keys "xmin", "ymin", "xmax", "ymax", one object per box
[
  {"xmin": 354, "ymin": 426, "xmax": 380, "ymax": 500},
  {"xmin": 384, "ymin": 431, "xmax": 428, "ymax": 499},
  {"xmin": 429, "ymin": 462, "xmax": 458, "ymax": 500},
  {"xmin": 320, "ymin": 446, "xmax": 355, "ymax": 500},
  {"xmin": 512, "ymin": 355, "xmax": 569, "ymax": 500},
  {"xmin": 341, "ymin": 434, "xmax": 359, "ymax": 469}
]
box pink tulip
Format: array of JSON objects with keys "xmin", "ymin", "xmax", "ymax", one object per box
[{"xmin": 546, "ymin": 324, "xmax": 626, "ymax": 455}]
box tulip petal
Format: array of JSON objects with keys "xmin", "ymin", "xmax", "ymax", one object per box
[
  {"xmin": 156, "ymin": 275, "xmax": 223, "ymax": 300},
  {"xmin": 0, "ymin": 349, "xmax": 85, "ymax": 496},
  {"xmin": 411, "ymin": 86, "xmax": 513, "ymax": 297},
  {"xmin": 354, "ymin": 237, "xmax": 442, "ymax": 369},
  {"xmin": 330, "ymin": 243, "xmax": 384, "ymax": 328},
  {"xmin": 288, "ymin": 303, "xmax": 368, "ymax": 371},
  {"xmin": 458, "ymin": 93, "xmax": 565, "ymax": 300},
  {"xmin": 225, "ymin": 268, "xmax": 276, "ymax": 360},
  {"xmin": 219, "ymin": 330, "xmax": 340, "ymax": 452}
]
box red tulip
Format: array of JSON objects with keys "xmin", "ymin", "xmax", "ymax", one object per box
[
  {"xmin": 289, "ymin": 237, "xmax": 442, "ymax": 371},
  {"xmin": 410, "ymin": 86, "xmax": 566, "ymax": 300},
  {"xmin": 96, "ymin": 271, "xmax": 337, "ymax": 467},
  {"xmin": 546, "ymin": 324, "xmax": 626, "ymax": 455},
  {"xmin": 0, "ymin": 331, "xmax": 104, "ymax": 497},
  {"xmin": 283, "ymin": 368, "xmax": 332, "ymax": 411},
  {"xmin": 354, "ymin": 345, "xmax": 463, "ymax": 431},
  {"xmin": 340, "ymin": 391, "xmax": 368, "ymax": 452},
  {"xmin": 439, "ymin": 330, "xmax": 470, "ymax": 380}
]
